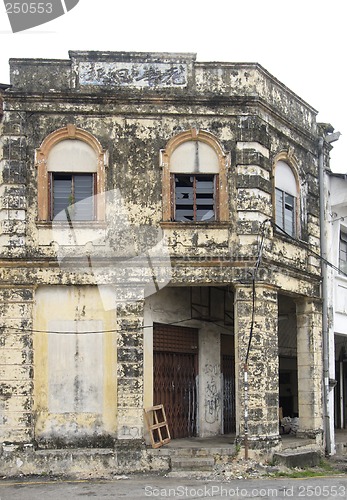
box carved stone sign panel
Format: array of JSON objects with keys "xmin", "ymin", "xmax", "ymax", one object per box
[{"xmin": 78, "ymin": 62, "xmax": 188, "ymax": 88}]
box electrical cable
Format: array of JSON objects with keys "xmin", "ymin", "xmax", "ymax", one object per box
[
  {"xmin": 245, "ymin": 218, "xmax": 271, "ymax": 364},
  {"xmin": 1, "ymin": 315, "xmax": 207, "ymax": 335},
  {"xmin": 2, "ymin": 217, "xmax": 344, "ymax": 336},
  {"xmin": 245, "ymin": 217, "xmax": 345, "ymax": 362}
]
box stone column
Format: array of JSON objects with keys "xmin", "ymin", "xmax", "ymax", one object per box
[
  {"xmin": 0, "ymin": 287, "xmax": 34, "ymax": 444},
  {"xmin": 199, "ymin": 325, "xmax": 222, "ymax": 437},
  {"xmin": 234, "ymin": 284, "xmax": 279, "ymax": 450},
  {"xmin": 0, "ymin": 123, "xmax": 27, "ymax": 258},
  {"xmin": 115, "ymin": 287, "xmax": 144, "ymax": 442},
  {"xmin": 296, "ymin": 298, "xmax": 323, "ymax": 441}
]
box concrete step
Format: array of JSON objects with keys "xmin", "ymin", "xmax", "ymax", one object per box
[
  {"xmin": 155, "ymin": 445, "xmax": 236, "ymax": 458},
  {"xmin": 168, "ymin": 448, "xmax": 211, "ymax": 458},
  {"xmin": 167, "ymin": 470, "xmax": 215, "ymax": 478},
  {"xmin": 281, "ymin": 438, "xmax": 316, "ymax": 451},
  {"xmin": 171, "ymin": 456, "xmax": 215, "ymax": 472},
  {"xmin": 273, "ymin": 449, "xmax": 321, "ymax": 468}
]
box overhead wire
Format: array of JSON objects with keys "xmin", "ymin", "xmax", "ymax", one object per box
[
  {"xmin": 245, "ymin": 218, "xmax": 271, "ymax": 364},
  {"xmin": 271, "ymin": 221, "xmax": 347, "ymax": 277},
  {"xmin": 244, "ymin": 216, "xmax": 347, "ymax": 364},
  {"xmin": 2, "ymin": 314, "xmax": 232, "ymax": 335},
  {"xmin": 2, "ymin": 217, "xmax": 344, "ymax": 336}
]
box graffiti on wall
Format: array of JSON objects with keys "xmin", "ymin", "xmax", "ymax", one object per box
[
  {"xmin": 203, "ymin": 363, "xmax": 221, "ymax": 424},
  {"xmin": 119, "ymin": 425, "xmax": 141, "ymax": 439}
]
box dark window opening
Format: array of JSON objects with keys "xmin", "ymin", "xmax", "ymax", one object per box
[
  {"xmin": 52, "ymin": 173, "xmax": 94, "ymax": 221},
  {"xmin": 174, "ymin": 174, "xmax": 216, "ymax": 222}
]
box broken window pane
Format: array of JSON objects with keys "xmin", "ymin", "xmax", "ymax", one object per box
[{"xmin": 174, "ymin": 174, "xmax": 215, "ymax": 222}]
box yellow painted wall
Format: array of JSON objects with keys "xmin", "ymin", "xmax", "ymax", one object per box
[{"xmin": 33, "ymin": 285, "xmax": 117, "ymax": 445}]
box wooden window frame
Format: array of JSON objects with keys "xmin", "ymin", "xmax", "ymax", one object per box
[
  {"xmin": 144, "ymin": 404, "xmax": 171, "ymax": 448},
  {"xmin": 160, "ymin": 129, "xmax": 230, "ymax": 222},
  {"xmin": 35, "ymin": 124, "xmax": 106, "ymax": 222},
  {"xmin": 173, "ymin": 173, "xmax": 219, "ymax": 222}
]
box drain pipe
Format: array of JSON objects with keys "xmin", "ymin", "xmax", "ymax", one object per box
[
  {"xmin": 318, "ymin": 130, "xmax": 340, "ymax": 456},
  {"xmin": 318, "ymin": 135, "xmax": 331, "ymax": 456}
]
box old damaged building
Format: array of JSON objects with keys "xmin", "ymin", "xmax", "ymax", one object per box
[{"xmin": 0, "ymin": 51, "xmax": 333, "ymax": 475}]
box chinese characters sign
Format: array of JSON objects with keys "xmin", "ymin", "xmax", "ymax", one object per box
[{"xmin": 78, "ymin": 61, "xmax": 188, "ymax": 88}]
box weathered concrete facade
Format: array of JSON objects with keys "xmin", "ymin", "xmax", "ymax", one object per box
[{"xmin": 0, "ymin": 51, "xmax": 330, "ymax": 475}]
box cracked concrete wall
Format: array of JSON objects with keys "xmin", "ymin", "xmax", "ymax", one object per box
[
  {"xmin": 0, "ymin": 287, "xmax": 34, "ymax": 443},
  {"xmin": 234, "ymin": 285, "xmax": 279, "ymax": 450},
  {"xmin": 0, "ymin": 51, "xmax": 325, "ymax": 453}
]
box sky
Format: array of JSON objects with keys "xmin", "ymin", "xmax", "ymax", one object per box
[{"xmin": 0, "ymin": 0, "xmax": 345, "ymax": 172}]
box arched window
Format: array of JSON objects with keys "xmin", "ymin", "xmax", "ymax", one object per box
[
  {"xmin": 35, "ymin": 125, "xmax": 106, "ymax": 222},
  {"xmin": 274, "ymin": 159, "xmax": 298, "ymax": 237},
  {"xmin": 161, "ymin": 129, "xmax": 229, "ymax": 222}
]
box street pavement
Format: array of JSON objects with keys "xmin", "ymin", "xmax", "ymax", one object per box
[{"xmin": 1, "ymin": 473, "xmax": 347, "ymax": 499}]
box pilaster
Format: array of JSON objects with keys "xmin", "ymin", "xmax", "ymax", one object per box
[
  {"xmin": 0, "ymin": 287, "xmax": 34, "ymax": 443},
  {"xmin": 234, "ymin": 284, "xmax": 279, "ymax": 449},
  {"xmin": 296, "ymin": 297, "xmax": 323, "ymax": 441},
  {"xmin": 116, "ymin": 288, "xmax": 144, "ymax": 441},
  {"xmin": 0, "ymin": 121, "xmax": 27, "ymax": 257}
]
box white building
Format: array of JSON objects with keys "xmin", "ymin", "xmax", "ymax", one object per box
[{"xmin": 325, "ymin": 171, "xmax": 347, "ymax": 454}]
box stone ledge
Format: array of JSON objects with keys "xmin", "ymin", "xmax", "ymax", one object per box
[
  {"xmin": 0, "ymin": 446, "xmax": 169, "ymax": 479},
  {"xmin": 273, "ymin": 449, "xmax": 321, "ymax": 468}
]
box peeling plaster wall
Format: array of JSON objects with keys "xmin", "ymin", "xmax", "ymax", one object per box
[
  {"xmin": 0, "ymin": 51, "xmax": 325, "ymax": 458},
  {"xmin": 0, "ymin": 288, "xmax": 33, "ymax": 443},
  {"xmin": 33, "ymin": 286, "xmax": 117, "ymax": 448}
]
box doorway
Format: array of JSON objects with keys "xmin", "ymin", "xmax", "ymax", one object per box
[
  {"xmin": 335, "ymin": 335, "xmax": 347, "ymax": 429},
  {"xmin": 221, "ymin": 334, "xmax": 236, "ymax": 433},
  {"xmin": 153, "ymin": 323, "xmax": 198, "ymax": 439},
  {"xmin": 278, "ymin": 295, "xmax": 298, "ymax": 421}
]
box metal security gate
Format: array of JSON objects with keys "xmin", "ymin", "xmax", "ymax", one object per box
[
  {"xmin": 153, "ymin": 323, "xmax": 198, "ymax": 439},
  {"xmin": 222, "ymin": 354, "xmax": 236, "ymax": 433}
]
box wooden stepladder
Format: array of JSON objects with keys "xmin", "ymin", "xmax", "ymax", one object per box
[{"xmin": 144, "ymin": 404, "xmax": 171, "ymax": 448}]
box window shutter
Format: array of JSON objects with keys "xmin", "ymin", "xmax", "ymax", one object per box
[
  {"xmin": 74, "ymin": 175, "xmax": 94, "ymax": 220},
  {"xmin": 53, "ymin": 175, "xmax": 72, "ymax": 219},
  {"xmin": 52, "ymin": 173, "xmax": 94, "ymax": 221}
]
